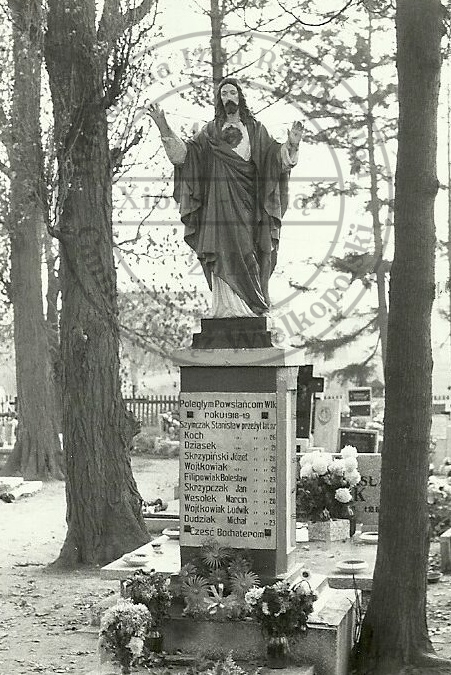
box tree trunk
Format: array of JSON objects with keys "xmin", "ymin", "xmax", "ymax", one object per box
[
  {"xmin": 352, "ymin": 2, "xmax": 448, "ymax": 672},
  {"xmin": 3, "ymin": 0, "xmax": 63, "ymax": 480},
  {"xmin": 43, "ymin": 231, "xmax": 62, "ymax": 429},
  {"xmin": 45, "ymin": 0, "xmax": 149, "ymax": 567},
  {"xmin": 210, "ymin": 0, "xmax": 225, "ymax": 94},
  {"xmin": 366, "ymin": 14, "xmax": 388, "ymax": 371},
  {"xmin": 447, "ymin": 80, "xmax": 451, "ymax": 371}
]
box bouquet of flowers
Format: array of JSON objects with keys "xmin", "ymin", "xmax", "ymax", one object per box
[
  {"xmin": 245, "ymin": 578, "xmax": 317, "ymax": 637},
  {"xmin": 296, "ymin": 446, "xmax": 361, "ymax": 522},
  {"xmin": 427, "ymin": 475, "xmax": 451, "ymax": 537},
  {"xmin": 99, "ymin": 598, "xmax": 152, "ymax": 674},
  {"xmin": 125, "ymin": 570, "xmax": 173, "ymax": 627}
]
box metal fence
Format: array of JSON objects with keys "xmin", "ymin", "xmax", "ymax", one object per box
[{"xmin": 123, "ymin": 389, "xmax": 178, "ymax": 426}]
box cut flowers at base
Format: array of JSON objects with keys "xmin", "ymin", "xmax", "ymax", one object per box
[{"xmin": 296, "ymin": 445, "xmax": 361, "ymax": 522}]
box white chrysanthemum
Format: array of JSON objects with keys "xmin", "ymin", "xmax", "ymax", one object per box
[
  {"xmin": 344, "ymin": 456, "xmax": 358, "ymax": 472},
  {"xmin": 341, "ymin": 445, "xmax": 358, "ymax": 458},
  {"xmin": 300, "ymin": 453, "xmax": 313, "ymax": 467},
  {"xmin": 329, "ymin": 458, "xmax": 346, "ymax": 474},
  {"xmin": 312, "ymin": 456, "xmax": 329, "ymax": 475},
  {"xmin": 335, "ymin": 487, "xmax": 353, "ymax": 504},
  {"xmin": 346, "ymin": 470, "xmax": 361, "ymax": 487},
  {"xmin": 300, "ymin": 464, "xmax": 314, "ymax": 479}
]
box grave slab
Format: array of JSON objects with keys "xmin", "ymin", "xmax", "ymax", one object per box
[
  {"xmin": 0, "ymin": 476, "xmax": 24, "ymax": 492},
  {"xmin": 10, "ymin": 480, "xmax": 43, "ymax": 499}
]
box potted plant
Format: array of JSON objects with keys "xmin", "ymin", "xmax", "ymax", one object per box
[
  {"xmin": 124, "ymin": 570, "xmax": 173, "ymax": 653},
  {"xmin": 296, "ymin": 445, "xmax": 361, "ymax": 541},
  {"xmin": 98, "ymin": 598, "xmax": 151, "ymax": 674},
  {"xmin": 177, "ymin": 542, "xmax": 261, "ymax": 621},
  {"xmin": 244, "ymin": 578, "xmax": 317, "ymax": 669}
]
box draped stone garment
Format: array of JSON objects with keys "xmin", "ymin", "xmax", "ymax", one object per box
[{"xmin": 173, "ymin": 119, "xmax": 291, "ymax": 316}]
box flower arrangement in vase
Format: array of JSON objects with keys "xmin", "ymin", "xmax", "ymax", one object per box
[
  {"xmin": 244, "ymin": 577, "xmax": 317, "ymax": 668},
  {"xmin": 124, "ymin": 570, "xmax": 172, "ymax": 653},
  {"xmin": 296, "ymin": 446, "xmax": 361, "ymax": 540},
  {"xmin": 98, "ymin": 598, "xmax": 151, "ymax": 674}
]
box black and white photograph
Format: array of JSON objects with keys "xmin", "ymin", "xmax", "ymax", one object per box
[{"xmin": 1, "ymin": 1, "xmax": 451, "ymax": 674}]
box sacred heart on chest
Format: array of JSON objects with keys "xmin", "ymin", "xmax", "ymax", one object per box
[{"xmin": 222, "ymin": 125, "xmax": 243, "ymax": 149}]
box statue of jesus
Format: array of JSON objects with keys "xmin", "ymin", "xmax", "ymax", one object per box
[{"xmin": 148, "ymin": 77, "xmax": 303, "ymax": 318}]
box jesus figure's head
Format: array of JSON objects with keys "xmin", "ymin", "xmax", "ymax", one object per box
[{"xmin": 215, "ymin": 78, "xmax": 254, "ymax": 124}]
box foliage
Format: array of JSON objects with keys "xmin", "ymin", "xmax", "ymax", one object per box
[
  {"xmin": 98, "ymin": 599, "xmax": 151, "ymax": 672},
  {"xmin": 178, "ymin": 541, "xmax": 260, "ymax": 620},
  {"xmin": 244, "ymin": 579, "xmax": 317, "ymax": 637},
  {"xmin": 274, "ymin": 5, "xmax": 397, "ymax": 381},
  {"xmin": 296, "ymin": 446, "xmax": 361, "ymax": 521},
  {"xmin": 185, "ymin": 652, "xmax": 260, "ymax": 675},
  {"xmin": 124, "ymin": 570, "xmax": 172, "ymax": 627},
  {"xmin": 132, "ymin": 424, "xmax": 179, "ymax": 457},
  {"xmin": 427, "ymin": 476, "xmax": 451, "ymax": 537},
  {"xmin": 132, "ymin": 425, "xmax": 160, "ymax": 454}
]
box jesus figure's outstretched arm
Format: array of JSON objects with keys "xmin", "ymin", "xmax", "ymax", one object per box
[{"xmin": 147, "ymin": 103, "xmax": 187, "ymax": 165}]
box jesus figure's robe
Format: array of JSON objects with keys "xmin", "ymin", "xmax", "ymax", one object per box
[{"xmin": 173, "ymin": 118, "xmax": 296, "ymax": 317}]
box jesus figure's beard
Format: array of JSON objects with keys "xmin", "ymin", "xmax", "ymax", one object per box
[{"xmin": 224, "ymin": 100, "xmax": 238, "ymax": 115}]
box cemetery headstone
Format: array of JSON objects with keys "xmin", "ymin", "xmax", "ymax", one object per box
[
  {"xmin": 348, "ymin": 387, "xmax": 372, "ymax": 420},
  {"xmin": 339, "ymin": 427, "xmax": 379, "ymax": 454},
  {"xmin": 296, "ymin": 366, "xmax": 324, "ymax": 439},
  {"xmin": 351, "ymin": 453, "xmax": 381, "ymax": 531},
  {"xmin": 313, "ymin": 399, "xmax": 342, "ymax": 451}
]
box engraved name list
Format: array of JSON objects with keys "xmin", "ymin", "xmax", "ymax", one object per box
[{"xmin": 179, "ymin": 392, "xmax": 278, "ymax": 549}]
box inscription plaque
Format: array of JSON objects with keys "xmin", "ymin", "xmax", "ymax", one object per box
[{"xmin": 179, "ymin": 392, "xmax": 278, "ymax": 549}]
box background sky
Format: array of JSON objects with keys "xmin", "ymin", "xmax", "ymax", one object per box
[{"xmin": 107, "ymin": 0, "xmax": 451, "ymax": 394}]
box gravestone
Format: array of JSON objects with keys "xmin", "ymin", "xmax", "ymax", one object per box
[
  {"xmin": 339, "ymin": 427, "xmax": 379, "ymax": 454},
  {"xmin": 313, "ymin": 399, "xmax": 342, "ymax": 451},
  {"xmin": 348, "ymin": 387, "xmax": 372, "ymax": 420},
  {"xmin": 352, "ymin": 453, "xmax": 381, "ymax": 531},
  {"xmin": 296, "ymin": 366, "xmax": 324, "ymax": 439},
  {"xmin": 174, "ymin": 317, "xmax": 314, "ymax": 581}
]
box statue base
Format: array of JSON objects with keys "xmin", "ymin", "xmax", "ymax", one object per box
[{"xmin": 191, "ymin": 317, "xmax": 273, "ymax": 349}]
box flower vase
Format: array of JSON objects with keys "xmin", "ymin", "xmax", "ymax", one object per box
[
  {"xmin": 267, "ymin": 635, "xmax": 289, "ymax": 669},
  {"xmin": 148, "ymin": 629, "xmax": 164, "ymax": 653}
]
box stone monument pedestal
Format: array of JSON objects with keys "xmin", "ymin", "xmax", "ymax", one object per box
[{"xmin": 173, "ymin": 317, "xmax": 301, "ymax": 582}]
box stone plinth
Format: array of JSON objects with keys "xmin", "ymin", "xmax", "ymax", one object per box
[
  {"xmin": 174, "ymin": 321, "xmax": 299, "ymax": 581},
  {"xmin": 162, "ymin": 587, "xmax": 358, "ymax": 675}
]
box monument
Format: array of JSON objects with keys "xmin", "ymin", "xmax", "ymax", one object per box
[{"xmin": 149, "ymin": 78, "xmax": 308, "ymax": 581}]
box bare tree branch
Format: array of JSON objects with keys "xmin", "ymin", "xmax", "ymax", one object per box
[
  {"xmin": 98, "ymin": 0, "xmax": 157, "ymax": 46},
  {"xmin": 276, "ymin": 0, "xmax": 358, "ymax": 27}
]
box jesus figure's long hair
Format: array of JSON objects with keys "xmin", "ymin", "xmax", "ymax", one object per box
[{"xmin": 214, "ymin": 77, "xmax": 255, "ymax": 124}]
